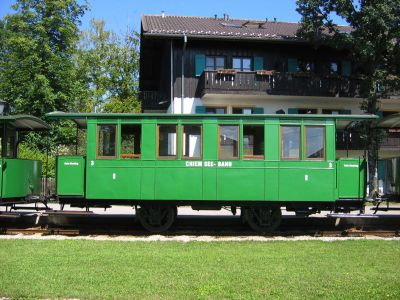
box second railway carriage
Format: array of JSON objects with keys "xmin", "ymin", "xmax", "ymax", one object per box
[
  {"xmin": 0, "ymin": 114, "xmax": 49, "ymax": 205},
  {"xmin": 47, "ymin": 112, "xmax": 376, "ymax": 232}
]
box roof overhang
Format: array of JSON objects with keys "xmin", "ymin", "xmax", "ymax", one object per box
[
  {"xmin": 0, "ymin": 115, "xmax": 50, "ymax": 131},
  {"xmin": 46, "ymin": 112, "xmax": 378, "ymax": 130}
]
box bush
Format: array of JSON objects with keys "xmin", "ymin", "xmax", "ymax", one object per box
[{"xmin": 18, "ymin": 143, "xmax": 56, "ymax": 177}]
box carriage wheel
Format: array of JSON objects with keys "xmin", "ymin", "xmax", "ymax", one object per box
[
  {"xmin": 137, "ymin": 205, "xmax": 176, "ymax": 233},
  {"xmin": 244, "ymin": 206, "xmax": 282, "ymax": 233}
]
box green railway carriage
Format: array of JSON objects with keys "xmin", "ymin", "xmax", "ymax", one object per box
[
  {"xmin": 48, "ymin": 112, "xmax": 376, "ymax": 232},
  {"xmin": 0, "ymin": 115, "xmax": 49, "ymax": 205}
]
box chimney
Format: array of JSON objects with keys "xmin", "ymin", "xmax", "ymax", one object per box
[
  {"xmin": 274, "ymin": 17, "xmax": 277, "ymax": 22},
  {"xmin": 161, "ymin": 11, "xmax": 165, "ymax": 18},
  {"xmin": 214, "ymin": 14, "xmax": 217, "ymax": 20},
  {"xmin": 223, "ymin": 13, "xmax": 229, "ymax": 21}
]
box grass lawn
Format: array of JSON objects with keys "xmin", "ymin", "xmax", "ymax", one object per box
[{"xmin": 0, "ymin": 239, "xmax": 399, "ymax": 299}]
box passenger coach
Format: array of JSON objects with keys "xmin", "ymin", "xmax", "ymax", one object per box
[{"xmin": 47, "ymin": 113, "xmax": 376, "ymax": 232}]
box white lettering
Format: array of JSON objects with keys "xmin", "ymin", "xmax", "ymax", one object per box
[
  {"xmin": 185, "ymin": 161, "xmax": 203, "ymax": 167},
  {"xmin": 344, "ymin": 164, "xmax": 359, "ymax": 168},
  {"xmin": 64, "ymin": 162, "xmax": 79, "ymax": 166}
]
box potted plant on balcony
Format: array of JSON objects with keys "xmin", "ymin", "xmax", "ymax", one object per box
[
  {"xmin": 217, "ymin": 68, "xmax": 236, "ymax": 75},
  {"xmin": 256, "ymin": 70, "xmax": 275, "ymax": 76}
]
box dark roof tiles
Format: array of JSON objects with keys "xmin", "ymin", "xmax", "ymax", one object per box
[{"xmin": 141, "ymin": 15, "xmax": 351, "ymax": 41}]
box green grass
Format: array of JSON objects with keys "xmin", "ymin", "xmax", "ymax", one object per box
[{"xmin": 0, "ymin": 239, "xmax": 399, "ymax": 299}]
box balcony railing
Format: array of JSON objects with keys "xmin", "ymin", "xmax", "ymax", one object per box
[
  {"xmin": 201, "ymin": 71, "xmax": 271, "ymax": 95},
  {"xmin": 200, "ymin": 71, "xmax": 365, "ymax": 98},
  {"xmin": 269, "ymin": 73, "xmax": 363, "ymax": 98}
]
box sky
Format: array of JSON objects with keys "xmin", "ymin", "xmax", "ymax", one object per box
[{"xmin": 0, "ymin": 0, "xmax": 347, "ymax": 34}]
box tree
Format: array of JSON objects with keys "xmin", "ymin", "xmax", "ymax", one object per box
[
  {"xmin": 296, "ymin": 0, "xmax": 400, "ymax": 197},
  {"xmin": 76, "ymin": 19, "xmax": 141, "ymax": 113},
  {"xmin": 0, "ymin": 0, "xmax": 88, "ymax": 148}
]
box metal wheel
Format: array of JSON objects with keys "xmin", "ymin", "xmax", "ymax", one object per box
[
  {"xmin": 244, "ymin": 206, "xmax": 282, "ymax": 233},
  {"xmin": 137, "ymin": 205, "xmax": 176, "ymax": 233}
]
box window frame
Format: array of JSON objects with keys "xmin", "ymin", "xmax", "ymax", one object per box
[
  {"xmin": 157, "ymin": 124, "xmax": 178, "ymax": 160},
  {"xmin": 120, "ymin": 123, "xmax": 142, "ymax": 159},
  {"xmin": 218, "ymin": 124, "xmax": 240, "ymax": 160},
  {"xmin": 280, "ymin": 125, "xmax": 301, "ymax": 160},
  {"xmin": 205, "ymin": 55, "xmax": 225, "ymax": 71},
  {"xmin": 182, "ymin": 124, "xmax": 203, "ymax": 160},
  {"xmin": 96, "ymin": 124, "xmax": 117, "ymax": 160},
  {"xmin": 242, "ymin": 124, "xmax": 265, "ymax": 160},
  {"xmin": 232, "ymin": 106, "xmax": 255, "ymax": 114},
  {"xmin": 304, "ymin": 126, "xmax": 326, "ymax": 161},
  {"xmin": 232, "ymin": 57, "xmax": 253, "ymax": 72},
  {"xmin": 205, "ymin": 106, "xmax": 227, "ymax": 114}
]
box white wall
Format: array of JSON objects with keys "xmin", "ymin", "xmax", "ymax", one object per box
[{"xmin": 167, "ymin": 94, "xmax": 400, "ymax": 115}]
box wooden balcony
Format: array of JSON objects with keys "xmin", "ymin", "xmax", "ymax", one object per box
[
  {"xmin": 201, "ymin": 71, "xmax": 272, "ymax": 96},
  {"xmin": 200, "ymin": 70, "xmax": 365, "ymax": 98}
]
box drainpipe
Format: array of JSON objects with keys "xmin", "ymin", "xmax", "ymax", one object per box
[
  {"xmin": 170, "ymin": 40, "xmax": 174, "ymax": 113},
  {"xmin": 181, "ymin": 35, "xmax": 187, "ymax": 113}
]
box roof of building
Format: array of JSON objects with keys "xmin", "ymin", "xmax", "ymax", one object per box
[{"xmin": 141, "ymin": 15, "xmax": 352, "ymax": 42}]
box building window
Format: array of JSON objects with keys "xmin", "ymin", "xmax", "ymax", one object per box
[
  {"xmin": 206, "ymin": 56, "xmax": 225, "ymax": 70},
  {"xmin": 330, "ymin": 62, "xmax": 339, "ymax": 74},
  {"xmin": 233, "ymin": 57, "xmax": 252, "ymax": 71},
  {"xmin": 120, "ymin": 124, "xmax": 141, "ymax": 159},
  {"xmin": 205, "ymin": 107, "xmax": 226, "ymax": 114},
  {"xmin": 232, "ymin": 107, "xmax": 254, "ymax": 114},
  {"xmin": 243, "ymin": 125, "xmax": 264, "ymax": 159},
  {"xmin": 297, "ymin": 60, "xmax": 314, "ymax": 73},
  {"xmin": 305, "ymin": 126, "xmax": 325, "ymax": 160},
  {"xmin": 97, "ymin": 124, "xmax": 117, "ymax": 159},
  {"xmin": 219, "ymin": 125, "xmax": 239, "ymax": 160},
  {"xmin": 158, "ymin": 125, "xmax": 177, "ymax": 159},
  {"xmin": 281, "ymin": 126, "xmax": 301, "ymax": 160},
  {"xmin": 298, "ymin": 109, "xmax": 318, "ymax": 114},
  {"xmin": 182, "ymin": 125, "xmax": 202, "ymax": 159}
]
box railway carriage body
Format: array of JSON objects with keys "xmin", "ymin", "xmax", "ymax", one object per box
[
  {"xmin": 0, "ymin": 115, "xmax": 49, "ymax": 205},
  {"xmin": 49, "ymin": 113, "xmax": 375, "ymax": 232}
]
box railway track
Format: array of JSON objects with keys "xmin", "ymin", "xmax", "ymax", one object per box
[{"xmin": 1, "ymin": 226, "xmax": 398, "ymax": 238}]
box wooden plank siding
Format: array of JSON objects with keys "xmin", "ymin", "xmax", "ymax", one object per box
[{"xmin": 140, "ymin": 37, "xmax": 358, "ymax": 109}]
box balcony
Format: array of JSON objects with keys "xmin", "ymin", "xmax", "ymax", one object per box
[
  {"xmin": 201, "ymin": 70, "xmax": 271, "ymax": 96},
  {"xmin": 200, "ymin": 70, "xmax": 364, "ymax": 98}
]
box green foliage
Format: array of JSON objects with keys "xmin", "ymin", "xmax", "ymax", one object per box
[
  {"xmin": 296, "ymin": 0, "xmax": 400, "ymax": 195},
  {"xmin": 75, "ymin": 19, "xmax": 141, "ymax": 113},
  {"xmin": 0, "ymin": 0, "xmax": 88, "ymax": 150},
  {"xmin": 18, "ymin": 143, "xmax": 55, "ymax": 177},
  {"xmin": 0, "ymin": 0, "xmax": 88, "ymax": 115},
  {"xmin": 0, "ymin": 240, "xmax": 399, "ymax": 298}
]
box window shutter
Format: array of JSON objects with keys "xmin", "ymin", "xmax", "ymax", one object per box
[
  {"xmin": 339, "ymin": 110, "xmax": 352, "ymax": 115},
  {"xmin": 253, "ymin": 107, "xmax": 264, "ymax": 114},
  {"xmin": 254, "ymin": 57, "xmax": 264, "ymax": 71},
  {"xmin": 195, "ymin": 106, "xmax": 206, "ymax": 114},
  {"xmin": 288, "ymin": 108, "xmax": 299, "ymax": 114},
  {"xmin": 341, "ymin": 61, "xmax": 351, "ymax": 77},
  {"xmin": 195, "ymin": 54, "xmax": 206, "ymax": 77},
  {"xmin": 288, "ymin": 58, "xmax": 298, "ymax": 73}
]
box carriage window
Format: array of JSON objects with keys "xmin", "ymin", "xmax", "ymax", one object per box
[
  {"xmin": 120, "ymin": 124, "xmax": 141, "ymax": 159},
  {"xmin": 219, "ymin": 125, "xmax": 239, "ymax": 160},
  {"xmin": 281, "ymin": 126, "xmax": 301, "ymax": 160},
  {"xmin": 158, "ymin": 125, "xmax": 177, "ymax": 159},
  {"xmin": 183, "ymin": 125, "xmax": 202, "ymax": 159},
  {"xmin": 305, "ymin": 126, "xmax": 325, "ymax": 159},
  {"xmin": 97, "ymin": 125, "xmax": 116, "ymax": 158},
  {"xmin": 243, "ymin": 125, "xmax": 264, "ymax": 159}
]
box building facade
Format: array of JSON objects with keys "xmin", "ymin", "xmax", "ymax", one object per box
[{"xmin": 139, "ymin": 14, "xmax": 400, "ymax": 158}]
